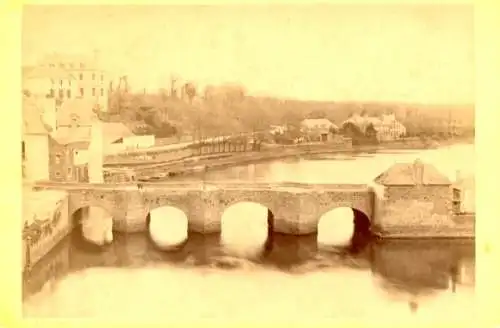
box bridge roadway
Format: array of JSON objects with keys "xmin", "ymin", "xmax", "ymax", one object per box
[{"xmin": 34, "ymin": 180, "xmax": 372, "ymax": 192}]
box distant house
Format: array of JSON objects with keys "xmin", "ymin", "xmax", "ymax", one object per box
[
  {"xmin": 341, "ymin": 113, "xmax": 406, "ymax": 142},
  {"xmin": 269, "ymin": 124, "xmax": 288, "ymax": 135},
  {"xmin": 300, "ymin": 118, "xmax": 339, "ymax": 142}
]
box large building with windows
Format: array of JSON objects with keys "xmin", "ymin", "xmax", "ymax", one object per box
[{"xmin": 22, "ymin": 50, "xmax": 110, "ymax": 112}]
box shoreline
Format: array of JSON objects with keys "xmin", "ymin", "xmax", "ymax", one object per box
[{"xmin": 133, "ymin": 138, "xmax": 474, "ymax": 180}]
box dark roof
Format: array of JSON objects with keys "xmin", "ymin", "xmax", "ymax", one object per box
[{"xmin": 374, "ymin": 159, "xmax": 452, "ymax": 186}]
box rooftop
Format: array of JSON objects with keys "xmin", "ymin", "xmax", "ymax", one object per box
[
  {"xmin": 301, "ymin": 118, "xmax": 338, "ymax": 130},
  {"xmin": 374, "ymin": 159, "xmax": 452, "ymax": 186},
  {"xmin": 51, "ymin": 122, "xmax": 134, "ymax": 146},
  {"xmin": 22, "ymin": 95, "xmax": 52, "ymax": 135},
  {"xmin": 22, "ymin": 65, "xmax": 75, "ymax": 81},
  {"xmin": 57, "ymin": 98, "xmax": 99, "ymax": 127}
]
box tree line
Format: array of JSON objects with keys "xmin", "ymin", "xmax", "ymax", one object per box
[{"xmin": 99, "ymin": 82, "xmax": 475, "ymax": 141}]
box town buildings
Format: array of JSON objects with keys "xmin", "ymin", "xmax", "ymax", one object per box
[{"xmin": 22, "ymin": 50, "xmax": 111, "ymax": 112}]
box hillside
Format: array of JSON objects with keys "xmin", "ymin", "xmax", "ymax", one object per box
[{"xmin": 100, "ymin": 91, "xmax": 475, "ymax": 139}]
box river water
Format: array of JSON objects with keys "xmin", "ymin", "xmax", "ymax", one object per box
[{"xmin": 23, "ymin": 143, "xmax": 476, "ymax": 323}]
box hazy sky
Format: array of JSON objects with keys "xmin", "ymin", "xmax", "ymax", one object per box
[{"xmin": 22, "ymin": 5, "xmax": 474, "ymax": 104}]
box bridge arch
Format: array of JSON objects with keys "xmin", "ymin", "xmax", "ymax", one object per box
[
  {"xmin": 145, "ymin": 205, "xmax": 189, "ymax": 251},
  {"xmin": 220, "ymin": 201, "xmax": 275, "ymax": 258},
  {"xmin": 71, "ymin": 205, "xmax": 114, "ymax": 248},
  {"xmin": 317, "ymin": 205, "xmax": 371, "ymax": 253}
]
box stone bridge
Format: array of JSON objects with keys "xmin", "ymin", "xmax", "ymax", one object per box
[{"xmin": 35, "ymin": 181, "xmax": 375, "ymax": 235}]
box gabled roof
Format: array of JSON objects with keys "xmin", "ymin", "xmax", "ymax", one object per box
[
  {"xmin": 22, "ymin": 65, "xmax": 75, "ymax": 81},
  {"xmin": 51, "ymin": 126, "xmax": 91, "ymax": 145},
  {"xmin": 57, "ymin": 98, "xmax": 99, "ymax": 127},
  {"xmin": 22, "ymin": 95, "xmax": 52, "ymax": 135},
  {"xmin": 102, "ymin": 122, "xmax": 134, "ymax": 144},
  {"xmin": 300, "ymin": 118, "xmax": 338, "ymax": 130},
  {"xmin": 51, "ymin": 122, "xmax": 134, "ymax": 146},
  {"xmin": 374, "ymin": 159, "xmax": 452, "ymax": 186}
]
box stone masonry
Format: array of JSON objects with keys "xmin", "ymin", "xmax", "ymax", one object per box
[{"xmin": 64, "ymin": 183, "xmax": 374, "ymax": 235}]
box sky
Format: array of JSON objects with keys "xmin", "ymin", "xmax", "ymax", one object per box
[{"xmin": 22, "ymin": 5, "xmax": 474, "ymax": 104}]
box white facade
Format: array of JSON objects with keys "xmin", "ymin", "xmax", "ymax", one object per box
[
  {"xmin": 342, "ymin": 113, "xmax": 407, "ymax": 141},
  {"xmin": 26, "ymin": 51, "xmax": 111, "ymax": 112},
  {"xmin": 87, "ymin": 121, "xmax": 105, "ymax": 183},
  {"xmin": 23, "ymin": 134, "xmax": 50, "ymax": 182},
  {"xmin": 122, "ymin": 135, "xmax": 155, "ymax": 149},
  {"xmin": 37, "ymin": 97, "xmax": 58, "ymax": 131}
]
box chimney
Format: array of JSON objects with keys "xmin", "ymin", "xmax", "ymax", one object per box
[
  {"xmin": 93, "ymin": 49, "xmax": 101, "ymax": 66},
  {"xmin": 456, "ymin": 170, "xmax": 462, "ymax": 183},
  {"xmin": 413, "ymin": 158, "xmax": 424, "ymax": 185}
]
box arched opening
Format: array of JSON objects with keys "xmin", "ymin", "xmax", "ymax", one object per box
[
  {"xmin": 146, "ymin": 206, "xmax": 189, "ymax": 251},
  {"xmin": 71, "ymin": 206, "xmax": 113, "ymax": 250},
  {"xmin": 220, "ymin": 202, "xmax": 274, "ymax": 259},
  {"xmin": 317, "ymin": 207, "xmax": 371, "ymax": 253}
]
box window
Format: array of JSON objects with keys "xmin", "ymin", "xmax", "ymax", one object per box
[
  {"xmin": 80, "ymin": 88, "xmax": 84, "ymax": 97},
  {"xmin": 101, "ymin": 74, "xmax": 104, "ymax": 81},
  {"xmin": 22, "ymin": 142, "xmax": 25, "ymax": 160},
  {"xmin": 59, "ymin": 63, "xmax": 64, "ymax": 69},
  {"xmin": 59, "ymin": 89, "xmax": 64, "ymax": 98},
  {"xmin": 92, "ymin": 73, "xmax": 96, "ymax": 80},
  {"xmin": 68, "ymin": 80, "xmax": 72, "ymax": 86},
  {"xmin": 67, "ymin": 167, "xmax": 72, "ymax": 176},
  {"xmin": 92, "ymin": 88, "xmax": 96, "ymax": 96},
  {"xmin": 59, "ymin": 80, "xmax": 63, "ymax": 87},
  {"xmin": 49, "ymin": 89, "xmax": 55, "ymax": 97},
  {"xmin": 79, "ymin": 73, "xmax": 83, "ymax": 80},
  {"xmin": 55, "ymin": 154, "xmax": 61, "ymax": 164},
  {"xmin": 55, "ymin": 171, "xmax": 61, "ymax": 177},
  {"xmin": 67, "ymin": 89, "xmax": 71, "ymax": 98},
  {"xmin": 100, "ymin": 88, "xmax": 104, "ymax": 96}
]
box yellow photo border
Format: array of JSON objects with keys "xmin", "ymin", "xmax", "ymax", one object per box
[{"xmin": 1, "ymin": 0, "xmax": 498, "ymax": 327}]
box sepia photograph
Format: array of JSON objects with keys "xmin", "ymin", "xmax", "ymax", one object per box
[{"xmin": 20, "ymin": 3, "xmax": 476, "ymax": 323}]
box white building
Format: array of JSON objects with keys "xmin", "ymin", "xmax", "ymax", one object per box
[
  {"xmin": 23, "ymin": 95, "xmax": 52, "ymax": 182},
  {"xmin": 342, "ymin": 112, "xmax": 406, "ymax": 141},
  {"xmin": 23, "ymin": 50, "xmax": 111, "ymax": 112}
]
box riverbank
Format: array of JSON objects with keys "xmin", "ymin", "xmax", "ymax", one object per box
[{"xmin": 133, "ymin": 137, "xmax": 474, "ymax": 180}]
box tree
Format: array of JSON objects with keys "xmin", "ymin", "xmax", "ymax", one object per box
[
  {"xmin": 184, "ymin": 82, "xmax": 197, "ymax": 104},
  {"xmin": 306, "ymin": 109, "xmax": 327, "ymax": 119}
]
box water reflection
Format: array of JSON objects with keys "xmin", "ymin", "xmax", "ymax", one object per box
[
  {"xmin": 23, "ymin": 230, "xmax": 474, "ymax": 319},
  {"xmin": 147, "ymin": 206, "xmax": 189, "ymax": 250}
]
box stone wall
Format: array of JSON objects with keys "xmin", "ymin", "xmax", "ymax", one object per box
[
  {"xmin": 373, "ymin": 185, "xmax": 455, "ymax": 237},
  {"xmin": 24, "ymin": 194, "xmax": 71, "ymax": 270},
  {"xmin": 65, "ymin": 186, "xmax": 373, "ymax": 236}
]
